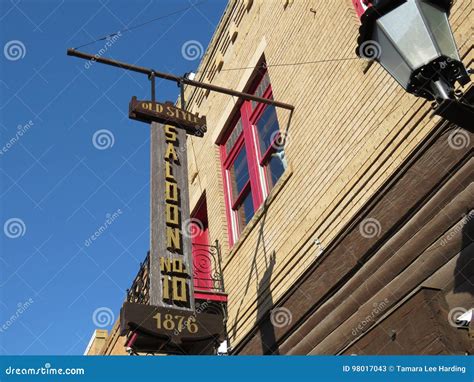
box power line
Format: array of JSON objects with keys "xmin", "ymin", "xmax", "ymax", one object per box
[
  {"xmin": 186, "ymin": 56, "xmax": 360, "ymax": 108},
  {"xmin": 196, "ymin": 57, "xmax": 360, "ymax": 75},
  {"xmin": 73, "ymin": 0, "xmax": 208, "ymax": 49}
]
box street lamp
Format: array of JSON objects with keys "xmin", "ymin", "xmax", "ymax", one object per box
[{"xmin": 353, "ymin": 0, "xmax": 472, "ymax": 128}]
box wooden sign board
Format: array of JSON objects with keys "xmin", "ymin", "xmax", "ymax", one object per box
[
  {"xmin": 128, "ymin": 95, "xmax": 208, "ymax": 313},
  {"xmin": 149, "ymin": 122, "xmax": 195, "ymax": 311},
  {"xmin": 120, "ymin": 302, "xmax": 225, "ymax": 354},
  {"xmin": 129, "ymin": 96, "xmax": 206, "ymax": 136}
]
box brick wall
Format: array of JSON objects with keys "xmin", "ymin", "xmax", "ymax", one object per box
[{"xmin": 183, "ymin": 0, "xmax": 473, "ymax": 349}]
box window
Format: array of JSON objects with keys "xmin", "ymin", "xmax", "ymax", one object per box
[{"xmin": 220, "ymin": 65, "xmax": 286, "ymax": 246}]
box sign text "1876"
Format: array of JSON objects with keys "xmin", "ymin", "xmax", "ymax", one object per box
[{"xmin": 153, "ymin": 313, "xmax": 198, "ymax": 333}]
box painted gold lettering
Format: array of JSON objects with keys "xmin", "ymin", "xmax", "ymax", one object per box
[
  {"xmin": 173, "ymin": 259, "xmax": 184, "ymax": 273},
  {"xmin": 166, "ymin": 204, "xmax": 179, "ymax": 226},
  {"xmin": 162, "ymin": 276, "xmax": 170, "ymax": 299},
  {"xmin": 164, "ymin": 125, "xmax": 177, "ymax": 142},
  {"xmin": 165, "ymin": 142, "xmax": 178, "ymax": 162},
  {"xmin": 166, "ymin": 105, "xmax": 175, "ymax": 117},
  {"xmin": 160, "ymin": 257, "xmax": 172, "ymax": 273},
  {"xmin": 165, "ymin": 181, "xmax": 178, "ymax": 203},
  {"xmin": 166, "ymin": 226, "xmax": 181, "ymax": 251},
  {"xmin": 172, "ymin": 277, "xmax": 187, "ymax": 302},
  {"xmin": 165, "ymin": 161, "xmax": 175, "ymax": 181}
]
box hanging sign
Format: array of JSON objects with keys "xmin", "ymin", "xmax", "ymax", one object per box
[
  {"xmin": 129, "ymin": 96, "xmax": 206, "ymax": 136},
  {"xmin": 148, "ymin": 121, "xmax": 195, "ymax": 311},
  {"xmin": 127, "ymin": 95, "xmax": 207, "ymax": 312},
  {"xmin": 120, "ymin": 301, "xmax": 226, "ymax": 354}
]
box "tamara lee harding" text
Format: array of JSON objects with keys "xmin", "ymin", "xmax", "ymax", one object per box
[{"xmin": 396, "ymin": 365, "xmax": 466, "ymax": 374}]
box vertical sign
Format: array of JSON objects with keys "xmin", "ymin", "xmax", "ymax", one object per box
[{"xmin": 150, "ymin": 122, "xmax": 194, "ymax": 311}]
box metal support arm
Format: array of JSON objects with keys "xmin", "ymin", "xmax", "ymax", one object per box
[{"xmin": 67, "ymin": 48, "xmax": 294, "ymax": 111}]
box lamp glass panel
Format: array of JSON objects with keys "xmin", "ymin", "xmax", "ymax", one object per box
[
  {"xmin": 419, "ymin": 0, "xmax": 460, "ymax": 60},
  {"xmin": 373, "ymin": 25, "xmax": 412, "ymax": 88},
  {"xmin": 377, "ymin": 0, "xmax": 438, "ymax": 69}
]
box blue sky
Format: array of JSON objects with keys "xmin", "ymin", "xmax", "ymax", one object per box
[{"xmin": 0, "ymin": 0, "xmax": 226, "ymax": 355}]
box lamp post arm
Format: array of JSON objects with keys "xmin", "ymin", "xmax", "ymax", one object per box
[{"xmin": 67, "ymin": 48, "xmax": 294, "ymax": 111}]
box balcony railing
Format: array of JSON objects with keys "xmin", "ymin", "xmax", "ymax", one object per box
[
  {"xmin": 192, "ymin": 241, "xmax": 225, "ymax": 295},
  {"xmin": 126, "ymin": 252, "xmax": 150, "ymax": 305},
  {"xmin": 126, "ymin": 240, "xmax": 225, "ymax": 304}
]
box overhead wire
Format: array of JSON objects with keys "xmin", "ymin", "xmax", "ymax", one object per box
[
  {"xmin": 196, "ymin": 57, "xmax": 360, "ymax": 75},
  {"xmin": 186, "ymin": 57, "xmax": 362, "ymax": 106},
  {"xmin": 71, "ymin": 1, "xmax": 364, "ymax": 112},
  {"xmin": 73, "ymin": 0, "xmax": 208, "ymax": 49}
]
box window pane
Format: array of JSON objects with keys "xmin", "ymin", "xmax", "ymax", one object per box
[
  {"xmin": 256, "ymin": 105, "xmax": 279, "ymax": 153},
  {"xmin": 265, "ymin": 153, "xmax": 285, "ymax": 189},
  {"xmin": 251, "ymin": 71, "xmax": 271, "ymax": 111},
  {"xmin": 230, "ymin": 145, "xmax": 249, "ymax": 200},
  {"xmin": 235, "ymin": 190, "xmax": 254, "ymax": 231},
  {"xmin": 225, "ymin": 118, "xmax": 243, "ymax": 154}
]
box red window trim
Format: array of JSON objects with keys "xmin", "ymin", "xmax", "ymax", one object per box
[
  {"xmin": 231, "ymin": 180, "xmax": 251, "ymax": 210},
  {"xmin": 249, "ymin": 86, "xmax": 273, "ymax": 123},
  {"xmin": 241, "ymin": 103, "xmax": 266, "ymax": 208},
  {"xmin": 221, "ymin": 133, "xmax": 258, "ymax": 211},
  {"xmin": 222, "ymin": 131, "xmax": 244, "ymax": 168},
  {"xmin": 219, "ymin": 67, "xmax": 279, "ymax": 247}
]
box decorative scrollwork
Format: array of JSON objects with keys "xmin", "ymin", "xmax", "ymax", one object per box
[
  {"xmin": 192, "ymin": 243, "xmax": 225, "ymax": 293},
  {"xmin": 193, "ymin": 252, "xmax": 212, "ymax": 273},
  {"xmin": 126, "ymin": 242, "xmax": 225, "ymax": 304}
]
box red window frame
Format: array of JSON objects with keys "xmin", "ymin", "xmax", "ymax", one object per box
[{"xmin": 220, "ymin": 67, "xmax": 283, "ymax": 246}]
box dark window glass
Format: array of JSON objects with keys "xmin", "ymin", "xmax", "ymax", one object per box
[
  {"xmin": 230, "ymin": 145, "xmax": 249, "ymax": 200},
  {"xmin": 255, "ymin": 105, "xmax": 279, "ymax": 153},
  {"xmin": 251, "ymin": 71, "xmax": 271, "ymax": 110},
  {"xmin": 265, "ymin": 153, "xmax": 285, "ymax": 189},
  {"xmin": 225, "ymin": 119, "xmax": 243, "ymax": 154},
  {"xmin": 235, "ymin": 191, "xmax": 254, "ymax": 231}
]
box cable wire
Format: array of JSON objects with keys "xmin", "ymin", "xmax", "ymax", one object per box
[
  {"xmin": 73, "ymin": 0, "xmax": 208, "ymax": 49},
  {"xmin": 196, "ymin": 57, "xmax": 360, "ymax": 75}
]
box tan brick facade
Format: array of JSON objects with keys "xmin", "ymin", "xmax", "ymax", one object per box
[
  {"xmin": 97, "ymin": 0, "xmax": 473, "ymax": 354},
  {"xmin": 183, "ymin": 0, "xmax": 472, "ymax": 350},
  {"xmin": 84, "ymin": 330, "xmax": 109, "ymax": 355}
]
